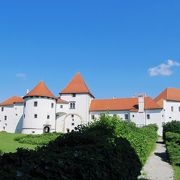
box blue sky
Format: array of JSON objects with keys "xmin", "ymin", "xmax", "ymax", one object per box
[{"xmin": 0, "ymin": 0, "xmax": 180, "ymax": 101}]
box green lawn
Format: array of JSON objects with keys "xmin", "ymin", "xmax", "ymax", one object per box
[
  {"xmin": 0, "ymin": 132, "xmax": 36, "ymax": 153},
  {"xmin": 174, "ymin": 166, "xmax": 180, "ymax": 180}
]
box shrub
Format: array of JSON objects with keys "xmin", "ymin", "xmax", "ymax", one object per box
[
  {"xmin": 14, "ymin": 133, "xmax": 61, "ymax": 146},
  {"xmin": 0, "ymin": 115, "xmax": 157, "ymax": 179},
  {"xmin": 144, "ymin": 124, "xmax": 158, "ymax": 132},
  {"xmin": 165, "ymin": 132, "xmax": 180, "ymax": 166},
  {"xmin": 163, "ymin": 121, "xmax": 180, "ymax": 140},
  {"xmin": 0, "ymin": 116, "xmax": 142, "ymax": 180},
  {"xmin": 93, "ymin": 114, "xmax": 158, "ymax": 165}
]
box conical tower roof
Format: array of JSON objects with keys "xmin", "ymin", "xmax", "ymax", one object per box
[
  {"xmin": 60, "ymin": 72, "xmax": 94, "ymax": 97},
  {"xmin": 24, "ymin": 81, "xmax": 55, "ymax": 99}
]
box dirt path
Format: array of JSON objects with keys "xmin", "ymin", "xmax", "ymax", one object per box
[{"xmin": 139, "ymin": 139, "xmax": 174, "ymax": 180}]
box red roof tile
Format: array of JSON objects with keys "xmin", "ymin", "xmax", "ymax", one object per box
[
  {"xmin": 60, "ymin": 72, "xmax": 94, "ymax": 97},
  {"xmin": 90, "ymin": 97, "xmax": 161, "ymax": 112},
  {"xmin": 57, "ymin": 98, "xmax": 68, "ymax": 104},
  {"xmin": 24, "ymin": 81, "xmax": 55, "ymax": 99},
  {"xmin": 0, "ymin": 96, "xmax": 24, "ymax": 106},
  {"xmin": 154, "ymin": 88, "xmax": 180, "ymax": 106}
]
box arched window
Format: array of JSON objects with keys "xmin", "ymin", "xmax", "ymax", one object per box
[{"xmin": 43, "ymin": 126, "xmax": 50, "ymax": 133}]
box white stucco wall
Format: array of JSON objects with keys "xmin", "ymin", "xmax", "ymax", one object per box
[
  {"xmin": 90, "ymin": 109, "xmax": 163, "ymax": 136},
  {"xmin": 22, "ymin": 97, "xmax": 56, "ymax": 134},
  {"xmin": 59, "ymin": 93, "xmax": 93, "ymax": 133},
  {"xmin": 163, "ymin": 100, "xmax": 180, "ymax": 123},
  {"xmin": 0, "ymin": 104, "xmax": 24, "ymax": 133},
  {"xmin": 90, "ymin": 111, "xmax": 130, "ymax": 121}
]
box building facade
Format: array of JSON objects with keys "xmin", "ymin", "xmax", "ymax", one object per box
[{"xmin": 0, "ymin": 72, "xmax": 179, "ymax": 136}]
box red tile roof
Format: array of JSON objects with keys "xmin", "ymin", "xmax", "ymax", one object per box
[
  {"xmin": 0, "ymin": 96, "xmax": 24, "ymax": 106},
  {"xmin": 57, "ymin": 98, "xmax": 68, "ymax": 104},
  {"xmin": 60, "ymin": 72, "xmax": 94, "ymax": 97},
  {"xmin": 154, "ymin": 88, "xmax": 180, "ymax": 107},
  {"xmin": 90, "ymin": 97, "xmax": 161, "ymax": 112},
  {"xmin": 24, "ymin": 81, "xmax": 56, "ymax": 99}
]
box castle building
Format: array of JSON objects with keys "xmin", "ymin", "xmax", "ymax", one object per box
[
  {"xmin": 22, "ymin": 81, "xmax": 56, "ymax": 134},
  {"xmin": 0, "ymin": 72, "xmax": 179, "ymax": 136},
  {"xmin": 154, "ymin": 88, "xmax": 180, "ymax": 123},
  {"xmin": 0, "ymin": 96, "xmax": 24, "ymax": 133}
]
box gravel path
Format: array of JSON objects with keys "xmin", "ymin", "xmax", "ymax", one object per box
[{"xmin": 139, "ymin": 139, "xmax": 174, "ymax": 180}]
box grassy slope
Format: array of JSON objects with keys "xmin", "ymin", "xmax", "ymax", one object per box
[{"xmin": 0, "ymin": 132, "xmax": 36, "ymax": 153}]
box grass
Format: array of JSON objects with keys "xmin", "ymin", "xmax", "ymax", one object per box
[
  {"xmin": 0, "ymin": 132, "xmax": 36, "ymax": 153},
  {"xmin": 173, "ymin": 166, "xmax": 180, "ymax": 180}
]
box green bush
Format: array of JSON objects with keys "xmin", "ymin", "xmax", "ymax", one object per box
[
  {"xmin": 0, "ymin": 115, "xmax": 157, "ymax": 179},
  {"xmin": 143, "ymin": 124, "xmax": 158, "ymax": 132},
  {"xmin": 14, "ymin": 133, "xmax": 61, "ymax": 146},
  {"xmin": 93, "ymin": 114, "xmax": 158, "ymax": 165},
  {"xmin": 165, "ymin": 132, "xmax": 180, "ymax": 166},
  {"xmin": 163, "ymin": 121, "xmax": 180, "ymax": 140}
]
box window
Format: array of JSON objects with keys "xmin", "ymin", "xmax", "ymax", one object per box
[
  {"xmin": 24, "ymin": 114, "xmax": 25, "ymax": 118},
  {"xmin": 4, "ymin": 116, "xmax": 7, "ymax": 120},
  {"xmin": 72, "ymin": 123, "xmax": 75, "ymax": 126},
  {"xmin": 34, "ymin": 114, "xmax": 38, "ymax": 118},
  {"xmin": 51, "ymin": 103, "xmax": 54, "ymax": 108},
  {"xmin": 60, "ymin": 105, "xmax": 63, "ymax": 108},
  {"xmin": 179, "ymin": 107, "xmax": 180, "ymax": 112},
  {"xmin": 171, "ymin": 106, "xmax": 174, "ymax": 112},
  {"xmin": 70, "ymin": 102, "xmax": 75, "ymax": 109},
  {"xmin": 24, "ymin": 102, "xmax": 26, "ymax": 107},
  {"xmin": 1, "ymin": 107, "xmax": 4, "ymax": 111},
  {"xmin": 47, "ymin": 115, "xmax": 50, "ymax": 119},
  {"xmin": 5, "ymin": 123, "xmax": 7, "ymax": 126},
  {"xmin": 34, "ymin": 101, "xmax": 38, "ymax": 107},
  {"xmin": 132, "ymin": 115, "xmax": 135, "ymax": 118},
  {"xmin": 125, "ymin": 114, "xmax": 129, "ymax": 120},
  {"xmin": 44, "ymin": 126, "xmax": 50, "ymax": 133},
  {"xmin": 72, "ymin": 93, "xmax": 76, "ymax": 97},
  {"xmin": 71, "ymin": 114, "xmax": 74, "ymax": 118},
  {"xmin": 147, "ymin": 114, "xmax": 150, "ymax": 119},
  {"xmin": 91, "ymin": 115, "xmax": 95, "ymax": 120},
  {"xmin": 72, "ymin": 119, "xmax": 74, "ymax": 121}
]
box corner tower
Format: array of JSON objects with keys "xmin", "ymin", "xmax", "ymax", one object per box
[
  {"xmin": 59, "ymin": 72, "xmax": 94, "ymax": 133},
  {"xmin": 22, "ymin": 81, "xmax": 56, "ymax": 134}
]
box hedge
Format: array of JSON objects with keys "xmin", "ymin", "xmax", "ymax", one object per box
[
  {"xmin": 165, "ymin": 132, "xmax": 180, "ymax": 166},
  {"xmin": 163, "ymin": 121, "xmax": 180, "ymax": 140},
  {"xmin": 0, "ymin": 114, "xmax": 157, "ymax": 179}
]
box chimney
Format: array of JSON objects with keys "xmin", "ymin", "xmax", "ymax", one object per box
[{"xmin": 138, "ymin": 95, "xmax": 144, "ymax": 113}]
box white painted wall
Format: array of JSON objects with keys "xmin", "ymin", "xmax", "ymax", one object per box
[
  {"xmin": 55, "ymin": 102, "xmax": 69, "ymax": 132},
  {"xmin": 90, "ymin": 109, "xmax": 163, "ymax": 136},
  {"xmin": 22, "ymin": 97, "xmax": 56, "ymax": 134},
  {"xmin": 163, "ymin": 100, "xmax": 180, "ymax": 123},
  {"xmin": 59, "ymin": 94, "xmax": 93, "ymax": 133},
  {"xmin": 90, "ymin": 111, "xmax": 130, "ymax": 121},
  {"xmin": 0, "ymin": 104, "xmax": 24, "ymax": 133}
]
